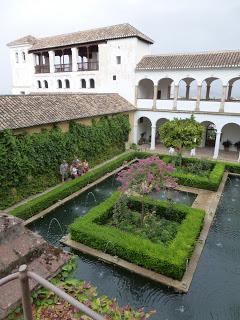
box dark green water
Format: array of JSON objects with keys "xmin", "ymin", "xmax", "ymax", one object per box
[{"xmin": 29, "ymin": 175, "xmax": 240, "ymax": 319}]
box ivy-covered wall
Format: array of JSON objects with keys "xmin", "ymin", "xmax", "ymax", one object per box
[{"xmin": 0, "ymin": 114, "xmax": 130, "ymax": 209}]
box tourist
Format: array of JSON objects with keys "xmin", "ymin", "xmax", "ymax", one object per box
[
  {"xmin": 70, "ymin": 165, "xmax": 78, "ymax": 179},
  {"xmin": 82, "ymin": 159, "xmax": 89, "ymax": 173},
  {"xmin": 59, "ymin": 160, "xmax": 69, "ymax": 182}
]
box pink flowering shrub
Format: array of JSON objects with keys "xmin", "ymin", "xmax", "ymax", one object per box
[{"xmin": 117, "ymin": 156, "xmax": 178, "ymax": 223}]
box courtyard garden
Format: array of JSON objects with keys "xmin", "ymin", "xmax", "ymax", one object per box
[{"xmin": 3, "ymin": 116, "xmax": 240, "ymax": 319}]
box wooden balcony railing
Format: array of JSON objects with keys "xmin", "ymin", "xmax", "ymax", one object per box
[
  {"xmin": 55, "ymin": 64, "xmax": 72, "ymax": 72},
  {"xmin": 35, "ymin": 65, "xmax": 50, "ymax": 74},
  {"xmin": 77, "ymin": 61, "xmax": 99, "ymax": 71}
]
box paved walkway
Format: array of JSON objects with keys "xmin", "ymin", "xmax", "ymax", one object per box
[{"xmin": 139, "ymin": 144, "xmax": 240, "ymax": 162}]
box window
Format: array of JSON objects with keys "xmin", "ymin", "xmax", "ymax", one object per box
[
  {"xmin": 22, "ymin": 51, "xmax": 26, "ymax": 62},
  {"xmin": 44, "ymin": 80, "xmax": 48, "ymax": 89},
  {"xmin": 57, "ymin": 79, "xmax": 62, "ymax": 89},
  {"xmin": 37, "ymin": 80, "xmax": 41, "ymax": 89},
  {"xmin": 15, "ymin": 52, "xmax": 19, "ymax": 63},
  {"xmin": 65, "ymin": 79, "xmax": 70, "ymax": 89},
  {"xmin": 113, "ymin": 75, "xmax": 116, "ymax": 81},
  {"xmin": 81, "ymin": 79, "xmax": 86, "ymax": 88},
  {"xmin": 89, "ymin": 79, "xmax": 95, "ymax": 89},
  {"xmin": 116, "ymin": 56, "xmax": 121, "ymax": 64}
]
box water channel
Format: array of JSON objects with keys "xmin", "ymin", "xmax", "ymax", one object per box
[{"xmin": 29, "ymin": 175, "xmax": 240, "ymax": 319}]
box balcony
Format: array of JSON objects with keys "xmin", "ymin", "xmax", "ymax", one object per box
[
  {"xmin": 35, "ymin": 64, "xmax": 50, "ymax": 74},
  {"xmin": 55, "ymin": 63, "xmax": 72, "ymax": 72},
  {"xmin": 77, "ymin": 61, "xmax": 99, "ymax": 71}
]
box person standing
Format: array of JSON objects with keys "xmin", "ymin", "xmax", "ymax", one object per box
[{"xmin": 60, "ymin": 160, "xmax": 69, "ymax": 182}]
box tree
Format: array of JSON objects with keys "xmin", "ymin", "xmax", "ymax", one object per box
[
  {"xmin": 116, "ymin": 156, "xmax": 178, "ymax": 224},
  {"xmin": 159, "ymin": 115, "xmax": 203, "ymax": 158}
]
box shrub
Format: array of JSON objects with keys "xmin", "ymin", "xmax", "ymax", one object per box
[
  {"xmin": 10, "ymin": 151, "xmax": 138, "ymax": 220},
  {"xmin": 70, "ymin": 192, "xmax": 205, "ymax": 280}
]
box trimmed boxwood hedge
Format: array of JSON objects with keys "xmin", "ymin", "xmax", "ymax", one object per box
[
  {"xmin": 10, "ymin": 149, "xmax": 239, "ymax": 221},
  {"xmin": 10, "ymin": 152, "xmax": 138, "ymax": 220},
  {"xmin": 70, "ymin": 192, "xmax": 205, "ymax": 280}
]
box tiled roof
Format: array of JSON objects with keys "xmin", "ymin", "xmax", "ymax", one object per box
[
  {"xmin": 17, "ymin": 23, "xmax": 153, "ymax": 51},
  {"xmin": 7, "ymin": 35, "xmax": 37, "ymax": 47},
  {"xmin": 0, "ymin": 93, "xmax": 135, "ymax": 131},
  {"xmin": 136, "ymin": 51, "xmax": 240, "ymax": 70}
]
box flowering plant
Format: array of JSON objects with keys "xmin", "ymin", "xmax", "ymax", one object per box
[{"xmin": 117, "ymin": 156, "xmax": 178, "ymax": 223}]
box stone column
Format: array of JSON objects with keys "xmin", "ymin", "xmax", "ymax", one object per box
[
  {"xmin": 227, "ymin": 84, "xmax": 233, "ymax": 100},
  {"xmin": 153, "ymin": 85, "xmax": 158, "ymax": 110},
  {"xmin": 219, "ymin": 85, "xmax": 228, "ymax": 112},
  {"xmin": 206, "ymin": 84, "xmax": 211, "ymax": 100},
  {"xmin": 173, "ymin": 85, "xmax": 179, "ymax": 110},
  {"xmin": 186, "ymin": 84, "xmax": 190, "ymax": 100},
  {"xmin": 71, "ymin": 47, "xmax": 78, "ymax": 72},
  {"xmin": 213, "ymin": 131, "xmax": 221, "ymax": 159},
  {"xmin": 49, "ymin": 50, "xmax": 55, "ymax": 73},
  {"xmin": 135, "ymin": 85, "xmax": 138, "ymax": 107},
  {"xmin": 150, "ymin": 125, "xmax": 156, "ymax": 150},
  {"xmin": 133, "ymin": 124, "xmax": 138, "ymax": 144},
  {"xmin": 195, "ymin": 85, "xmax": 202, "ymax": 111}
]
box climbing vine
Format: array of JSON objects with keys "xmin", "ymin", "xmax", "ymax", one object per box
[{"xmin": 0, "ymin": 114, "xmax": 130, "ymax": 209}]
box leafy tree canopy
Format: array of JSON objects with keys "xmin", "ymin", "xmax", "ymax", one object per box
[{"xmin": 159, "ymin": 115, "xmax": 203, "ymax": 152}]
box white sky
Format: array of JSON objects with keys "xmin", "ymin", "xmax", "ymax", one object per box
[{"xmin": 0, "ymin": 0, "xmax": 240, "ymax": 94}]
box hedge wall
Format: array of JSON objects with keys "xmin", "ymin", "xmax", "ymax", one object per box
[
  {"xmin": 0, "ymin": 114, "xmax": 130, "ymax": 209},
  {"xmin": 10, "ymin": 151, "xmax": 138, "ymax": 220},
  {"xmin": 70, "ymin": 192, "xmax": 205, "ymax": 280}
]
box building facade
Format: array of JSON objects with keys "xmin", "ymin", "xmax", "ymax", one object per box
[{"xmin": 7, "ymin": 23, "xmax": 240, "ymax": 160}]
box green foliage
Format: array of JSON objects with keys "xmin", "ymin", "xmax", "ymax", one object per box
[
  {"xmin": 8, "ymin": 256, "xmax": 155, "ymax": 320},
  {"xmin": 70, "ymin": 192, "xmax": 205, "ymax": 280},
  {"xmin": 10, "ymin": 151, "xmax": 138, "ymax": 220},
  {"xmin": 0, "ymin": 114, "xmax": 130, "ymax": 209},
  {"xmin": 159, "ymin": 116, "xmax": 204, "ymax": 152}
]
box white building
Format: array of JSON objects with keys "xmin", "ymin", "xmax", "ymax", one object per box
[{"xmin": 7, "ymin": 23, "xmax": 240, "ymax": 160}]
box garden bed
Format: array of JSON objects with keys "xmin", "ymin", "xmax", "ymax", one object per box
[
  {"xmin": 136, "ymin": 152, "xmax": 225, "ymax": 191},
  {"xmin": 70, "ymin": 192, "xmax": 205, "ymax": 280}
]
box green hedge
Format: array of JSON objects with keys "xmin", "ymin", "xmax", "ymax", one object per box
[
  {"xmin": 10, "ymin": 151, "xmax": 138, "ymax": 220},
  {"xmin": 70, "ymin": 192, "xmax": 205, "ymax": 280},
  {"xmin": 135, "ymin": 152, "xmax": 225, "ymax": 191},
  {"xmin": 0, "ymin": 114, "xmax": 130, "ymax": 209}
]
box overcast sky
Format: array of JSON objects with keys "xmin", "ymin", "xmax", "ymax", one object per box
[{"xmin": 1, "ymin": 0, "xmax": 240, "ymax": 94}]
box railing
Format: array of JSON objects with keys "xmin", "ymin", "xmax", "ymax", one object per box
[
  {"xmin": 77, "ymin": 61, "xmax": 99, "ymax": 71},
  {"xmin": 35, "ymin": 65, "xmax": 50, "ymax": 74},
  {"xmin": 0, "ymin": 265, "xmax": 104, "ymax": 320},
  {"xmin": 54, "ymin": 64, "xmax": 72, "ymax": 72}
]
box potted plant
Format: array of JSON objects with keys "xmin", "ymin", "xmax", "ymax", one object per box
[
  {"xmin": 234, "ymin": 141, "xmax": 240, "ymax": 151},
  {"xmin": 222, "ymin": 140, "xmax": 232, "ymax": 151}
]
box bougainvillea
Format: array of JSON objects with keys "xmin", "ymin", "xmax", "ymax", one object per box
[{"xmin": 117, "ymin": 156, "xmax": 178, "ymax": 222}]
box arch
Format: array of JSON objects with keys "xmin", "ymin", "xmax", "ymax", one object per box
[
  {"xmin": 57, "ymin": 79, "xmax": 62, "ymax": 89},
  {"xmin": 37, "ymin": 80, "xmax": 41, "ymax": 89},
  {"xmin": 137, "ymin": 79, "xmax": 154, "ymax": 99},
  {"xmin": 228, "ymin": 77, "xmax": 240, "ymax": 100},
  {"xmin": 156, "ymin": 118, "xmax": 169, "ymax": 144},
  {"xmin": 65, "ymin": 79, "xmax": 70, "ymax": 89},
  {"xmin": 201, "ymin": 77, "xmax": 223, "ymax": 100},
  {"xmin": 157, "ymin": 78, "xmax": 174, "ymax": 100},
  {"xmin": 201, "ymin": 121, "xmax": 217, "ymax": 147},
  {"xmin": 221, "ymin": 122, "xmax": 240, "ymax": 150},
  {"xmin": 43, "ymin": 80, "xmax": 48, "ymax": 89},
  {"xmin": 137, "ymin": 116, "xmax": 152, "ymax": 144},
  {"xmin": 81, "ymin": 79, "xmax": 86, "ymax": 88},
  {"xmin": 89, "ymin": 78, "xmax": 95, "ymax": 88},
  {"xmin": 178, "ymin": 77, "xmax": 197, "ymax": 100}
]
